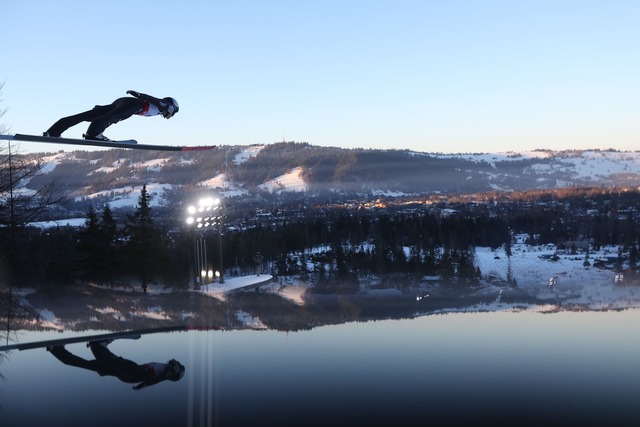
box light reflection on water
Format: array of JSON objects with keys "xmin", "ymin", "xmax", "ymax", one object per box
[{"xmin": 2, "ymin": 310, "xmax": 640, "ymax": 426}]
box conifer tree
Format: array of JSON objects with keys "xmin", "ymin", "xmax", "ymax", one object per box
[
  {"xmin": 125, "ymin": 185, "xmax": 163, "ymax": 291},
  {"xmin": 77, "ymin": 205, "xmax": 101, "ymax": 276},
  {"xmin": 96, "ymin": 204, "xmax": 120, "ymax": 275}
]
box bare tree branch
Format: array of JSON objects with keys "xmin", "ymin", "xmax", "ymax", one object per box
[
  {"xmin": 0, "ymin": 82, "xmax": 66, "ymax": 228},
  {"xmin": 0, "ymin": 81, "xmax": 8, "ymax": 135}
]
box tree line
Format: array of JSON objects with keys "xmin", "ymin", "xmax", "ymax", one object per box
[{"xmin": 2, "ymin": 183, "xmax": 640, "ymax": 291}]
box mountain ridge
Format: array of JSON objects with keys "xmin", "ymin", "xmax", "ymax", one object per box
[{"xmin": 24, "ymin": 142, "xmax": 640, "ymax": 206}]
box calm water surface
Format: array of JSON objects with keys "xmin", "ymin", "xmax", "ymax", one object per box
[{"xmin": 2, "ymin": 309, "xmax": 640, "ymax": 426}]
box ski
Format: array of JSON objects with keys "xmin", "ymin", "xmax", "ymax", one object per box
[
  {"xmin": 0, "ymin": 325, "xmax": 188, "ymax": 352},
  {"xmin": 0, "ymin": 134, "xmax": 216, "ymax": 152}
]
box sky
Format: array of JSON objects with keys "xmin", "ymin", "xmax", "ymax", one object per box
[{"xmin": 1, "ymin": 0, "xmax": 639, "ymax": 154}]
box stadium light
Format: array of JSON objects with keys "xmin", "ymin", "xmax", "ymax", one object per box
[{"xmin": 185, "ymin": 196, "xmax": 225, "ymax": 285}]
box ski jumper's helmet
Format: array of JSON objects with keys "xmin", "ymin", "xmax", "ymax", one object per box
[
  {"xmin": 165, "ymin": 359, "xmax": 185, "ymax": 381},
  {"xmin": 162, "ymin": 97, "xmax": 179, "ymax": 119}
]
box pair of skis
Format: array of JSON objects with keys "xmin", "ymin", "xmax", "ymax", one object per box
[
  {"xmin": 0, "ymin": 134, "xmax": 216, "ymax": 152},
  {"xmin": 0, "ymin": 325, "xmax": 193, "ymax": 351}
]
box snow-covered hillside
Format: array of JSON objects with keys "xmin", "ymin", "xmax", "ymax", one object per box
[
  {"xmin": 258, "ymin": 166, "xmax": 308, "ymax": 194},
  {"xmin": 435, "ymin": 149, "xmax": 640, "ymax": 185},
  {"xmin": 22, "ymin": 146, "xmax": 640, "ymax": 204}
]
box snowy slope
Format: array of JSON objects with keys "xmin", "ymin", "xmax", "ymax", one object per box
[
  {"xmin": 439, "ymin": 149, "xmax": 640, "ymax": 183},
  {"xmin": 258, "ymin": 166, "xmax": 308, "ymax": 194},
  {"xmin": 233, "ymin": 145, "xmax": 264, "ymax": 164},
  {"xmin": 198, "ymin": 173, "xmax": 248, "ymax": 197},
  {"xmin": 76, "ymin": 183, "xmax": 172, "ymax": 208}
]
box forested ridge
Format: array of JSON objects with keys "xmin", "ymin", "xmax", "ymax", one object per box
[{"xmin": 26, "ymin": 142, "xmax": 636, "ymax": 201}]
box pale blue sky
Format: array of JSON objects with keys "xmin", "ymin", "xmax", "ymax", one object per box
[{"xmin": 2, "ymin": 0, "xmax": 639, "ymax": 153}]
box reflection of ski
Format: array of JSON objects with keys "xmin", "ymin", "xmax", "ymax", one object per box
[
  {"xmin": 0, "ymin": 325, "xmax": 188, "ymax": 352},
  {"xmin": 92, "ymin": 334, "xmax": 142, "ymax": 342},
  {"xmin": 0, "ymin": 134, "xmax": 216, "ymax": 152}
]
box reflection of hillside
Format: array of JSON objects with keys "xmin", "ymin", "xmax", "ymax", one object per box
[
  {"xmin": 21, "ymin": 286, "xmax": 228, "ymax": 332},
  {"xmin": 5, "ymin": 248, "xmax": 634, "ymax": 335},
  {"xmin": 2, "ymin": 283, "xmax": 542, "ymax": 335}
]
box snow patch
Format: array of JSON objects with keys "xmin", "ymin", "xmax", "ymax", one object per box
[
  {"xmin": 76, "ymin": 183, "xmax": 173, "ymax": 209},
  {"xmin": 259, "ymin": 167, "xmax": 308, "ymax": 194},
  {"xmin": 29, "ymin": 218, "xmax": 87, "ymax": 228},
  {"xmin": 39, "ymin": 153, "xmax": 66, "ymax": 174},
  {"xmin": 234, "ymin": 145, "xmax": 264, "ymax": 165},
  {"xmin": 132, "ymin": 158, "xmax": 170, "ymax": 172},
  {"xmin": 198, "ymin": 173, "xmax": 249, "ymax": 197}
]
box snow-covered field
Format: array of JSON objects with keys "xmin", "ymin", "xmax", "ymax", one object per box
[{"xmin": 469, "ymin": 242, "xmax": 637, "ymax": 313}]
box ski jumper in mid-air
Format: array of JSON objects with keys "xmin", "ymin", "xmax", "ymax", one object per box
[
  {"xmin": 47, "ymin": 340, "xmax": 185, "ymax": 390},
  {"xmin": 43, "ymin": 90, "xmax": 179, "ymax": 141}
]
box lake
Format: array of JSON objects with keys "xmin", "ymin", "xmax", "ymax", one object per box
[{"xmin": 2, "ymin": 308, "xmax": 640, "ymax": 426}]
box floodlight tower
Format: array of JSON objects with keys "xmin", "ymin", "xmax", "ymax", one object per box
[{"xmin": 186, "ymin": 197, "xmax": 225, "ymax": 285}]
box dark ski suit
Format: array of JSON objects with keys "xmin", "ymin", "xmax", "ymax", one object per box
[
  {"xmin": 48, "ymin": 343, "xmax": 183, "ymax": 390},
  {"xmin": 45, "ymin": 92, "xmax": 169, "ymax": 139}
]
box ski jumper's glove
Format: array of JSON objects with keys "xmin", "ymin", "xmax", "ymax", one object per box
[{"xmin": 127, "ymin": 90, "xmax": 141, "ymax": 98}]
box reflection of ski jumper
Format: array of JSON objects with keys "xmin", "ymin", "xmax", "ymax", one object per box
[{"xmin": 48, "ymin": 340, "xmax": 185, "ymax": 390}]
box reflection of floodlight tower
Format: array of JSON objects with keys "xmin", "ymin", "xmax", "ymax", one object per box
[{"xmin": 186, "ymin": 197, "xmax": 225, "ymax": 285}]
